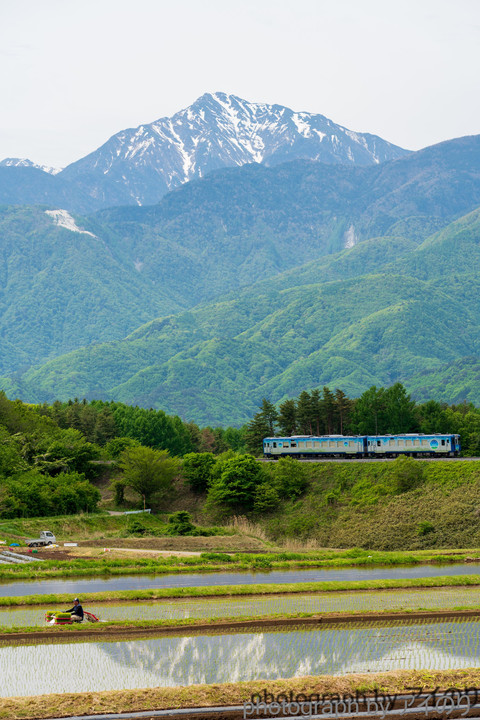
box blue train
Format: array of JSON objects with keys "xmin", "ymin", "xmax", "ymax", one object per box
[{"xmin": 263, "ymin": 433, "xmax": 461, "ymax": 459}]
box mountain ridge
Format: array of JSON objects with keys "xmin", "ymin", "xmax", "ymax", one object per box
[{"xmin": 0, "ymin": 92, "xmax": 408, "ymax": 211}]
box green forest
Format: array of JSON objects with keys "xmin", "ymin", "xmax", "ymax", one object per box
[{"xmin": 1, "ymin": 383, "xmax": 480, "ymax": 529}]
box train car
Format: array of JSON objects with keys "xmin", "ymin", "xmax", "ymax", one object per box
[
  {"xmin": 366, "ymin": 433, "xmax": 460, "ymax": 457},
  {"xmin": 263, "ymin": 433, "xmax": 461, "ymax": 459},
  {"xmin": 263, "ymin": 435, "xmax": 366, "ymax": 459}
]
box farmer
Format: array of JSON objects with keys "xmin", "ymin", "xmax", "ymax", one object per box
[{"xmin": 65, "ymin": 598, "xmax": 84, "ymax": 622}]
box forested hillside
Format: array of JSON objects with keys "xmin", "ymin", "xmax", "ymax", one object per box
[
  {"xmin": 1, "ymin": 135, "xmax": 480, "ymax": 383},
  {"xmin": 2, "ymin": 390, "xmax": 480, "ymax": 552},
  {"xmin": 7, "ymin": 205, "xmax": 480, "ymax": 425}
]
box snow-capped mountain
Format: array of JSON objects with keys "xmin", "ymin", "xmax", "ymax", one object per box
[
  {"xmin": 0, "ymin": 157, "xmax": 61, "ymax": 175},
  {"xmin": 60, "ymin": 92, "xmax": 408, "ymax": 206}
]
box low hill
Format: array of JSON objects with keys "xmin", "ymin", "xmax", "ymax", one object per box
[{"xmin": 261, "ymin": 458, "xmax": 480, "ymax": 550}]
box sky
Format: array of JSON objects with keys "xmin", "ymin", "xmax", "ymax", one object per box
[{"xmin": 1, "ymin": 0, "xmax": 479, "ymax": 168}]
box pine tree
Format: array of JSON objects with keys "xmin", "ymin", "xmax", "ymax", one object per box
[
  {"xmin": 310, "ymin": 389, "xmax": 322, "ymax": 435},
  {"xmin": 245, "ymin": 398, "xmax": 278, "ymax": 455},
  {"xmin": 278, "ymin": 399, "xmax": 297, "ymax": 435},
  {"xmin": 296, "ymin": 391, "xmax": 313, "ymax": 434},
  {"xmin": 322, "ymin": 387, "xmax": 336, "ymax": 434},
  {"xmin": 334, "ymin": 389, "xmax": 353, "ymax": 434}
]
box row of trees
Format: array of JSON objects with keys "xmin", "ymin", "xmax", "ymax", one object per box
[
  {"xmin": 37, "ymin": 399, "xmax": 246, "ymax": 455},
  {"xmin": 245, "ymin": 384, "xmax": 480, "ymax": 455}
]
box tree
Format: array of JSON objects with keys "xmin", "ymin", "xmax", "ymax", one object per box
[
  {"xmin": 277, "ymin": 399, "xmax": 297, "ymax": 436},
  {"xmin": 118, "ymin": 446, "xmax": 179, "ymax": 506},
  {"xmin": 334, "ymin": 389, "xmax": 353, "ymax": 434},
  {"xmin": 350, "ymin": 386, "xmax": 388, "ymax": 434},
  {"xmin": 205, "ymin": 454, "xmax": 267, "ymax": 515},
  {"xmin": 321, "ymin": 387, "xmax": 336, "ymax": 434},
  {"xmin": 41, "ymin": 428, "xmax": 99, "ymax": 478},
  {"xmin": 245, "ymin": 399, "xmax": 277, "ymax": 455},
  {"xmin": 382, "ymin": 383, "xmax": 417, "ymax": 433},
  {"xmin": 182, "ymin": 452, "xmax": 216, "ymax": 492},
  {"xmin": 310, "ymin": 389, "xmax": 322, "ymax": 435},
  {"xmin": 260, "ymin": 399, "xmax": 278, "ymax": 434},
  {"xmin": 296, "ymin": 391, "xmax": 313, "ymax": 434}
]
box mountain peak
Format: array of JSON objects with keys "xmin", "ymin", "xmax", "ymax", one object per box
[
  {"xmin": 59, "ymin": 93, "xmax": 409, "ymax": 207},
  {"xmin": 0, "ymin": 157, "xmax": 61, "ymax": 175}
]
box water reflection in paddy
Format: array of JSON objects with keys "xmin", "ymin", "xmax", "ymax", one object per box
[
  {"xmin": 1, "ymin": 619, "xmax": 479, "ymax": 696},
  {"xmin": 2, "ymin": 586, "xmax": 480, "ymax": 628},
  {"xmin": 0, "ymin": 563, "xmax": 479, "ymax": 597}
]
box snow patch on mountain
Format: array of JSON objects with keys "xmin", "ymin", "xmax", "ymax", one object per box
[
  {"xmin": 45, "ymin": 210, "xmax": 97, "ymax": 237},
  {"xmin": 0, "ymin": 158, "xmax": 61, "ymax": 174},
  {"xmin": 344, "ymin": 224, "xmax": 358, "ymax": 249},
  {"xmin": 59, "ymin": 92, "xmax": 409, "ymax": 207}
]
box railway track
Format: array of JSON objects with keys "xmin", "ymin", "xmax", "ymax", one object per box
[{"xmin": 259, "ymin": 456, "xmax": 480, "ymax": 462}]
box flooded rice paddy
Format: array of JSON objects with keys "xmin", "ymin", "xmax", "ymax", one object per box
[
  {"xmin": 2, "ymin": 587, "xmax": 480, "ymax": 628},
  {"xmin": 1, "ymin": 619, "xmax": 480, "ymax": 696},
  {"xmin": 0, "ymin": 563, "xmax": 479, "ymax": 597}
]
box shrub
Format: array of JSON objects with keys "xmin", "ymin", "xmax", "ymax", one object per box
[
  {"xmin": 126, "ymin": 517, "xmax": 151, "ymax": 535},
  {"xmin": 271, "ymin": 457, "xmax": 308, "ymax": 499},
  {"xmin": 200, "ymin": 552, "xmax": 233, "ymax": 562},
  {"xmin": 0, "ymin": 471, "xmax": 100, "ymax": 518},
  {"xmin": 254, "ymin": 483, "xmax": 280, "ymax": 514},
  {"xmin": 417, "ymin": 521, "xmax": 435, "ymax": 536},
  {"xmin": 166, "ymin": 511, "xmax": 196, "ymax": 536},
  {"xmin": 391, "ymin": 455, "xmax": 424, "ymax": 493}
]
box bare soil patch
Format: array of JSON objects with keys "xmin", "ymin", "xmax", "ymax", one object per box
[{"xmin": 79, "ymin": 535, "xmax": 274, "ymax": 552}]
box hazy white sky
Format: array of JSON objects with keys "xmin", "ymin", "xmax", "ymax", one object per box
[{"xmin": 1, "ymin": 0, "xmax": 479, "ymax": 168}]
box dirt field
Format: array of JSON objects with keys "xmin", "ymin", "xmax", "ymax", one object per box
[{"xmin": 78, "ymin": 535, "xmax": 276, "ymax": 552}]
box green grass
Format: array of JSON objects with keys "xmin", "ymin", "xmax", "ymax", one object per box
[{"xmin": 263, "ymin": 460, "xmax": 480, "ymax": 549}]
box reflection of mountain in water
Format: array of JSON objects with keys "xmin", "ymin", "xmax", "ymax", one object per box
[{"xmin": 99, "ymin": 621, "xmax": 480, "ymax": 686}]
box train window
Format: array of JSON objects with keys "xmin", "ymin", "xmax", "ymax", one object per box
[
  {"xmin": 291, "ymin": 442, "xmax": 297, "ymax": 448},
  {"xmin": 284, "ymin": 443, "xmax": 290, "ymax": 448},
  {"xmin": 441, "ymin": 439, "xmax": 445, "ymax": 446},
  {"xmin": 306, "ymin": 441, "xmax": 312, "ymax": 448},
  {"xmin": 377, "ymin": 440, "xmax": 381, "ymax": 447},
  {"xmin": 314, "ymin": 441, "xmax": 320, "ymax": 448},
  {"xmin": 273, "ymin": 442, "xmax": 277, "ymax": 448},
  {"xmin": 389, "ymin": 439, "xmax": 395, "ymax": 446}
]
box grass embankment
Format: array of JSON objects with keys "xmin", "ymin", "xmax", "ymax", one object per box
[
  {"xmin": 3, "ymin": 574, "xmax": 480, "ymax": 607},
  {"xmin": 2, "ymin": 670, "xmax": 480, "ymax": 719},
  {"xmin": 263, "ymin": 459, "xmax": 480, "ymax": 549},
  {"xmin": 0, "ymin": 513, "xmax": 234, "ymax": 543},
  {"xmin": 0, "ymin": 547, "xmax": 479, "ymax": 581}
]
